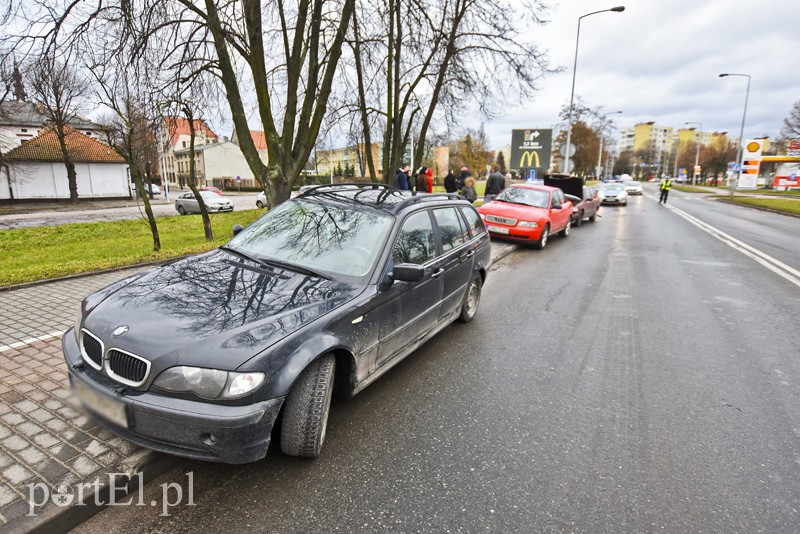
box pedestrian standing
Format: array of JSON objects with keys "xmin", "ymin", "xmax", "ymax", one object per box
[
  {"xmin": 461, "ymin": 177, "xmax": 478, "ymax": 204},
  {"xmin": 458, "ymin": 167, "xmax": 471, "ymax": 192},
  {"xmin": 659, "ymin": 177, "xmax": 672, "ymax": 204},
  {"xmin": 426, "ymin": 167, "xmax": 434, "ymax": 193},
  {"xmin": 396, "ymin": 164, "xmax": 410, "ymax": 191},
  {"xmin": 484, "ymin": 165, "xmax": 506, "ymax": 203},
  {"xmin": 415, "ymin": 167, "xmax": 430, "ymax": 193},
  {"xmin": 444, "ymin": 169, "xmax": 457, "ymax": 193}
]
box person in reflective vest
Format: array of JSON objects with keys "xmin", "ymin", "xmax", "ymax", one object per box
[{"xmin": 659, "ymin": 178, "xmax": 672, "ymax": 204}]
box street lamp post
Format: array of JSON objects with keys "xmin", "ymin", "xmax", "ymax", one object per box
[
  {"xmin": 719, "ymin": 73, "xmax": 751, "ymax": 197},
  {"xmin": 596, "ymin": 110, "xmax": 622, "ymax": 180},
  {"xmin": 565, "ymin": 6, "xmax": 625, "ymax": 176},
  {"xmin": 684, "ymin": 121, "xmax": 702, "ymax": 185}
]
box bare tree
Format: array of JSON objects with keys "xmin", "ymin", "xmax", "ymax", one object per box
[
  {"xmin": 29, "ymin": 50, "xmax": 87, "ymax": 202},
  {"xmin": 348, "ymin": 0, "xmax": 551, "ymax": 182},
  {"xmin": 781, "ymin": 101, "xmax": 800, "ymax": 140}
]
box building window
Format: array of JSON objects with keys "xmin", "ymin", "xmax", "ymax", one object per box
[{"xmin": 21, "ymin": 128, "xmax": 28, "ymax": 133}]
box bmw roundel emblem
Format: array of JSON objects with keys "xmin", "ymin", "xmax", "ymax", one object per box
[{"xmin": 112, "ymin": 325, "xmax": 129, "ymax": 337}]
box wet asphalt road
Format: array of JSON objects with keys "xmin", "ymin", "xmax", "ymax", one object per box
[{"xmin": 75, "ymin": 190, "xmax": 800, "ymax": 533}]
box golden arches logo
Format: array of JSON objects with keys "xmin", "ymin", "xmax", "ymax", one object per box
[{"xmin": 518, "ymin": 151, "xmax": 540, "ymax": 168}]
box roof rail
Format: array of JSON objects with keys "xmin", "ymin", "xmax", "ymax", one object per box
[
  {"xmin": 394, "ymin": 192, "xmax": 461, "ymax": 211},
  {"xmin": 297, "ymin": 182, "xmax": 395, "ymax": 198}
]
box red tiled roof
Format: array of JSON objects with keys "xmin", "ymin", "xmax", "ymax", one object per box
[
  {"xmin": 164, "ymin": 117, "xmax": 218, "ymax": 147},
  {"xmin": 249, "ymin": 130, "xmax": 268, "ymax": 150},
  {"xmin": 5, "ymin": 126, "xmax": 125, "ymax": 163}
]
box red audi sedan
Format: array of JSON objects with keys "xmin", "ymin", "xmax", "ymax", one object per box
[{"xmin": 476, "ymin": 184, "xmax": 573, "ymax": 249}]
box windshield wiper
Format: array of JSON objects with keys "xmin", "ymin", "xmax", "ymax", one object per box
[
  {"xmin": 222, "ymin": 246, "xmax": 330, "ymax": 279},
  {"xmin": 258, "ymin": 257, "xmax": 331, "ymax": 279}
]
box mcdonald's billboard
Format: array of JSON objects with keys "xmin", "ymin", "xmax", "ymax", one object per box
[{"xmin": 510, "ymin": 129, "xmax": 552, "ymax": 171}]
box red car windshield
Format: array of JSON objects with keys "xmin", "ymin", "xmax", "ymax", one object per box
[{"xmin": 495, "ymin": 187, "xmax": 549, "ymax": 209}]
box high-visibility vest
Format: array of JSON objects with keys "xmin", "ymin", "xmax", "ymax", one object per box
[{"xmin": 661, "ymin": 180, "xmax": 672, "ymax": 191}]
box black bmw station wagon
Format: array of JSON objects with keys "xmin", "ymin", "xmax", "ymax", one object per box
[{"xmin": 63, "ymin": 184, "xmax": 492, "ymax": 463}]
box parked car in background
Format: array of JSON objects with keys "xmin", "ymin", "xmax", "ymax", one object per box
[
  {"xmin": 131, "ymin": 183, "xmax": 161, "ymax": 196},
  {"xmin": 256, "ymin": 191, "xmax": 267, "ymax": 208},
  {"xmin": 64, "ymin": 184, "xmax": 491, "ymax": 463},
  {"xmin": 544, "ymin": 174, "xmax": 601, "ymax": 227},
  {"xmin": 175, "ymin": 191, "xmax": 234, "ymax": 214},
  {"xmin": 477, "ymin": 183, "xmax": 572, "ymax": 249},
  {"xmin": 625, "ymin": 181, "xmax": 644, "ymax": 195},
  {"xmin": 598, "ymin": 183, "xmax": 628, "ymax": 205}
]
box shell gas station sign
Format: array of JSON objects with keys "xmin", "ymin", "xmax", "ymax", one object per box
[{"xmin": 738, "ymin": 139, "xmax": 763, "ymax": 189}]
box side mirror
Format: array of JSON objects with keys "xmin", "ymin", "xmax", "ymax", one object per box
[
  {"xmin": 232, "ymin": 224, "xmax": 244, "ymax": 236},
  {"xmin": 392, "ymin": 263, "xmax": 425, "ymax": 283}
]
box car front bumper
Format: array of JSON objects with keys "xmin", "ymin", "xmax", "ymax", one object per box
[
  {"xmin": 63, "ymin": 329, "xmax": 283, "ymax": 464},
  {"xmin": 485, "ymin": 223, "xmax": 543, "ymax": 242},
  {"xmin": 600, "ymin": 197, "xmax": 627, "ymax": 204}
]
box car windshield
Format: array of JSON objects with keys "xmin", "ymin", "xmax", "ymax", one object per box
[
  {"xmin": 602, "ymin": 184, "xmax": 625, "ymax": 191},
  {"xmin": 495, "ymin": 187, "xmax": 550, "ymax": 208},
  {"xmin": 201, "ymin": 191, "xmax": 224, "ymax": 199},
  {"xmin": 226, "ymin": 199, "xmax": 394, "ymax": 279}
]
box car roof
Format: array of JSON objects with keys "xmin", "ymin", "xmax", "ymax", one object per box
[
  {"xmin": 295, "ymin": 183, "xmax": 468, "ymax": 215},
  {"xmin": 508, "ymin": 183, "xmax": 558, "ymax": 193}
]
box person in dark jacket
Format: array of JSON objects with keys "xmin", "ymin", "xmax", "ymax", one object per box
[
  {"xmin": 396, "ymin": 164, "xmax": 410, "ymax": 191},
  {"xmin": 461, "ymin": 177, "xmax": 478, "ymax": 204},
  {"xmin": 415, "ymin": 167, "xmax": 430, "ymax": 193},
  {"xmin": 485, "ymin": 165, "xmax": 505, "ymax": 203},
  {"xmin": 458, "ymin": 167, "xmax": 471, "ymax": 191},
  {"xmin": 444, "ymin": 169, "xmax": 457, "ymax": 193}
]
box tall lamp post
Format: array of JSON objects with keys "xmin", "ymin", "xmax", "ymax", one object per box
[
  {"xmin": 719, "ymin": 73, "xmax": 751, "ymax": 197},
  {"xmin": 684, "ymin": 121, "xmax": 702, "ymax": 185},
  {"xmin": 564, "ymin": 6, "xmax": 625, "ymax": 176},
  {"xmin": 596, "ymin": 110, "xmax": 622, "ymax": 180}
]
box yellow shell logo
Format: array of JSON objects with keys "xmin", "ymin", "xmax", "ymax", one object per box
[{"xmin": 746, "ymin": 141, "xmax": 760, "ymax": 152}]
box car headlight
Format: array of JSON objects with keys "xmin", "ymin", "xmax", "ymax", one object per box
[
  {"xmin": 74, "ymin": 306, "xmax": 84, "ymax": 343},
  {"xmin": 153, "ymin": 366, "xmax": 265, "ymax": 400},
  {"xmin": 572, "ymin": 207, "xmax": 579, "ymax": 213},
  {"xmin": 478, "ymin": 213, "xmax": 486, "ymax": 220},
  {"xmin": 518, "ymin": 221, "xmax": 539, "ymax": 228}
]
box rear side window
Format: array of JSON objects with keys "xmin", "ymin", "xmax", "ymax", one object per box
[
  {"xmin": 460, "ymin": 207, "xmax": 486, "ymax": 238},
  {"xmin": 433, "ymin": 208, "xmax": 469, "ymax": 253},
  {"xmin": 393, "ymin": 211, "xmax": 435, "ymax": 265}
]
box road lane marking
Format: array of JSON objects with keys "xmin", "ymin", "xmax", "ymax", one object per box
[
  {"xmin": 0, "ymin": 330, "xmax": 65, "ymax": 353},
  {"xmin": 665, "ymin": 203, "xmax": 800, "ymax": 288}
]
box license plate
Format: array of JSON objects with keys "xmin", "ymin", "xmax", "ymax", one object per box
[
  {"xmin": 487, "ymin": 225, "xmax": 509, "ymax": 235},
  {"xmin": 73, "ymin": 379, "xmax": 129, "ymax": 428}
]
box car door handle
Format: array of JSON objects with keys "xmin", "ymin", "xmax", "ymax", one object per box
[
  {"xmin": 431, "ymin": 268, "xmax": 444, "ymax": 279},
  {"xmin": 466, "ymin": 250, "xmax": 475, "ymax": 258}
]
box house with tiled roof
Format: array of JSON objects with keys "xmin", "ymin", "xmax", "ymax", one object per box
[
  {"xmin": 1, "ymin": 126, "xmax": 130, "ymax": 202},
  {"xmin": 159, "ymin": 117, "xmax": 219, "ymax": 190},
  {"xmin": 0, "ymin": 100, "xmax": 103, "ymax": 153}
]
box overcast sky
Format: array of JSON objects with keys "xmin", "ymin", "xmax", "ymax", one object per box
[{"xmin": 482, "ymin": 0, "xmax": 800, "ymax": 150}]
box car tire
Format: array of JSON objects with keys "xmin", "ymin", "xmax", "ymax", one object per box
[
  {"xmin": 534, "ymin": 224, "xmax": 549, "ymax": 250},
  {"xmin": 560, "ymin": 218, "xmax": 571, "ymax": 238},
  {"xmin": 576, "ymin": 211, "xmax": 583, "ymax": 227},
  {"xmin": 589, "ymin": 211, "xmax": 597, "ymax": 222},
  {"xmin": 178, "ymin": 205, "xmax": 186, "ymax": 215},
  {"xmin": 256, "ymin": 200, "xmax": 264, "ymax": 208},
  {"xmin": 280, "ymin": 354, "xmax": 336, "ymax": 458},
  {"xmin": 458, "ymin": 275, "xmax": 482, "ymax": 323}
]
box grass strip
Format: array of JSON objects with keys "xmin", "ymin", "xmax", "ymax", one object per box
[
  {"xmin": 0, "ymin": 210, "xmax": 263, "ymax": 286},
  {"xmin": 714, "ymin": 196, "xmax": 800, "ymax": 215}
]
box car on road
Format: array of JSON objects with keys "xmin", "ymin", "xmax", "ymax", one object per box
[
  {"xmin": 63, "ymin": 184, "xmax": 492, "ymax": 463},
  {"xmin": 544, "ymin": 175, "xmax": 601, "ymax": 227},
  {"xmin": 175, "ymin": 191, "xmax": 234, "ymax": 214},
  {"xmin": 624, "ymin": 181, "xmax": 644, "ymax": 195},
  {"xmin": 598, "ymin": 183, "xmax": 628, "ymax": 205},
  {"xmin": 131, "ymin": 183, "xmax": 161, "ymax": 196},
  {"xmin": 476, "ymin": 183, "xmax": 572, "ymax": 249}
]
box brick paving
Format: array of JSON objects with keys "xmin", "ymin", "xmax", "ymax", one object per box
[{"xmin": 0, "ymin": 267, "xmax": 154, "ymax": 533}]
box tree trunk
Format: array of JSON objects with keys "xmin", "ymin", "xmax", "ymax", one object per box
[
  {"xmin": 54, "ymin": 125, "xmax": 79, "ymax": 202},
  {"xmin": 131, "ymin": 165, "xmax": 160, "ymax": 252},
  {"xmin": 185, "ymin": 111, "xmax": 214, "ymax": 241}
]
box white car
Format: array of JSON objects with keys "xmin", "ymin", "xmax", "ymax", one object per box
[
  {"xmin": 131, "ymin": 182, "xmax": 161, "ymax": 195},
  {"xmin": 175, "ymin": 191, "xmax": 234, "ymax": 214},
  {"xmin": 624, "ymin": 181, "xmax": 643, "ymax": 195},
  {"xmin": 256, "ymin": 191, "xmax": 267, "ymax": 208},
  {"xmin": 598, "ymin": 183, "xmax": 628, "ymax": 205}
]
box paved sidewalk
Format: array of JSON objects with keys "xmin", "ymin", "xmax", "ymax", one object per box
[{"xmin": 0, "ymin": 241, "xmax": 517, "ymax": 533}]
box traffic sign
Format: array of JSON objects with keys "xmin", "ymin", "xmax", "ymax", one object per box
[{"xmin": 559, "ymin": 143, "xmax": 576, "ymax": 158}]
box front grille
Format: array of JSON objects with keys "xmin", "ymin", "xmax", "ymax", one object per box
[
  {"xmin": 106, "ymin": 349, "xmax": 150, "ymax": 387},
  {"xmin": 80, "ymin": 330, "xmax": 103, "ymax": 370},
  {"xmin": 486, "ymin": 215, "xmax": 517, "ymax": 225}
]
